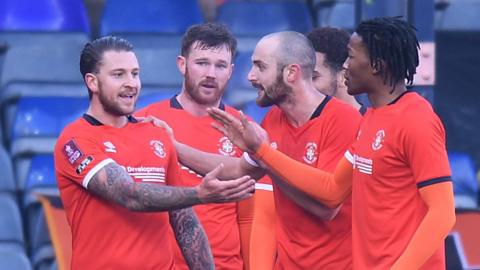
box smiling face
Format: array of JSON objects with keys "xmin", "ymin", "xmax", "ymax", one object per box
[
  {"xmin": 178, "ymin": 41, "xmax": 233, "ymax": 106},
  {"xmin": 89, "ymin": 50, "xmax": 141, "ymax": 116},
  {"xmin": 247, "ymin": 38, "xmax": 291, "ymax": 107},
  {"xmin": 343, "ymin": 33, "xmax": 374, "ymax": 95}
]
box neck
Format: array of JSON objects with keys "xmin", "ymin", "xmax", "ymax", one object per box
[
  {"xmin": 278, "ymin": 83, "xmax": 326, "ymax": 127},
  {"xmin": 177, "ymin": 91, "xmax": 221, "ymax": 117},
  {"xmin": 368, "ymin": 81, "xmax": 407, "ymax": 108},
  {"xmin": 86, "ymin": 102, "xmax": 129, "ymax": 128}
]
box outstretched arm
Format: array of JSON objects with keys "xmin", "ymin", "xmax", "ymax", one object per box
[
  {"xmin": 88, "ymin": 162, "xmax": 255, "ymax": 211},
  {"xmin": 170, "ymin": 208, "xmax": 214, "ymax": 270}
]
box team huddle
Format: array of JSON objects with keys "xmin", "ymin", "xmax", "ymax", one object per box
[{"xmin": 54, "ymin": 17, "xmax": 455, "ymax": 270}]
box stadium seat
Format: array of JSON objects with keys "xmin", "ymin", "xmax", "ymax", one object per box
[
  {"xmin": 10, "ymin": 97, "xmax": 88, "ymax": 159},
  {"xmin": 0, "ymin": 249, "xmax": 32, "ymax": 270},
  {"xmin": 448, "ymin": 151, "xmax": 479, "ymax": 208},
  {"xmin": 0, "ymin": 194, "xmax": 25, "ymax": 252},
  {"xmin": 435, "ymin": 0, "xmax": 480, "ymax": 31},
  {"xmin": 242, "ymin": 101, "xmax": 270, "ymax": 124},
  {"xmin": 135, "ymin": 47, "xmax": 183, "ymax": 93},
  {"xmin": 136, "ymin": 90, "xmax": 178, "ymax": 111},
  {"xmin": 224, "ymin": 51, "xmax": 257, "ymax": 106},
  {"xmin": 100, "ymin": 0, "xmax": 202, "ymax": 49},
  {"xmin": 0, "ymin": 0, "xmax": 90, "ymax": 33},
  {"xmin": 315, "ymin": 0, "xmax": 355, "ymax": 30},
  {"xmin": 0, "ymin": 145, "xmax": 15, "ymax": 192},
  {"xmin": 21, "ymin": 154, "xmax": 57, "ymax": 270},
  {"xmin": 0, "ymin": 45, "xmax": 86, "ymax": 146},
  {"xmin": 217, "ymin": 1, "xmax": 313, "ymax": 51}
]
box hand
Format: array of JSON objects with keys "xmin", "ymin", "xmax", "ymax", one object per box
[
  {"xmin": 196, "ymin": 163, "xmax": 255, "ymax": 203},
  {"xmin": 140, "ymin": 115, "xmax": 175, "ymax": 141},
  {"xmin": 207, "ymin": 107, "xmax": 268, "ymax": 154}
]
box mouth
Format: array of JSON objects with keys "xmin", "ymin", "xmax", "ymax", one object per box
[
  {"xmin": 200, "ymin": 81, "xmax": 218, "ymax": 90},
  {"xmin": 118, "ymin": 92, "xmax": 137, "ymax": 102}
]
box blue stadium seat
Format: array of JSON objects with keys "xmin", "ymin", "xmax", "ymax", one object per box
[
  {"xmin": 224, "ymin": 51, "xmax": 257, "ymax": 106},
  {"xmin": 242, "ymin": 101, "xmax": 270, "ymax": 124},
  {"xmin": 100, "ymin": 0, "xmax": 203, "ymax": 48},
  {"xmin": 21, "ymin": 155, "xmax": 56, "ymax": 270},
  {"xmin": 435, "ymin": 0, "xmax": 480, "ymax": 31},
  {"xmin": 0, "ymin": 145, "xmax": 15, "ymax": 192},
  {"xmin": 316, "ymin": 0, "xmax": 355, "ymax": 30},
  {"xmin": 448, "ymin": 151, "xmax": 478, "ymax": 208},
  {"xmin": 135, "ymin": 47, "xmax": 183, "ymax": 93},
  {"xmin": 136, "ymin": 91, "xmax": 178, "ymax": 111},
  {"xmin": 217, "ymin": 1, "xmax": 313, "ymax": 51},
  {"xmin": 10, "ymin": 97, "xmax": 88, "ymax": 159},
  {"xmin": 0, "ymin": 0, "xmax": 90, "ymax": 33},
  {"xmin": 0, "ymin": 249, "xmax": 32, "ymax": 270},
  {"xmin": 0, "ymin": 194, "xmax": 25, "ymax": 252}
]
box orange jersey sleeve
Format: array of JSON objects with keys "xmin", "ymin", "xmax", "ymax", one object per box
[{"xmin": 237, "ymin": 197, "xmax": 254, "ymax": 270}]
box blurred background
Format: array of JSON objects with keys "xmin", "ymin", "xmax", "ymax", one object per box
[{"xmin": 0, "ymin": 0, "xmax": 479, "ymax": 269}]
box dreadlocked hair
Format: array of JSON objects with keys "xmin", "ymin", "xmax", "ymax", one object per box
[{"xmin": 356, "ymin": 17, "xmax": 420, "ymax": 92}]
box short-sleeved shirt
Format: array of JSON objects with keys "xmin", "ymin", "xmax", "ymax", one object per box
[
  {"xmin": 262, "ymin": 97, "xmax": 362, "ymax": 269},
  {"xmin": 136, "ymin": 97, "xmax": 245, "ymax": 270},
  {"xmin": 54, "ymin": 114, "xmax": 181, "ymax": 270},
  {"xmin": 346, "ymin": 91, "xmax": 451, "ymax": 269}
]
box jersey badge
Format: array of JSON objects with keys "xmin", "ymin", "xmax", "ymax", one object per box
[
  {"xmin": 372, "ymin": 130, "xmax": 385, "ymax": 151},
  {"xmin": 104, "ymin": 141, "xmax": 117, "ymax": 153},
  {"xmin": 303, "ymin": 142, "xmax": 318, "ymax": 164},
  {"xmin": 63, "ymin": 139, "xmax": 83, "ymax": 165},
  {"xmin": 150, "ymin": 140, "xmax": 167, "ymax": 158},
  {"xmin": 218, "ymin": 136, "xmax": 236, "ymax": 156},
  {"xmin": 270, "ymin": 142, "xmax": 278, "ymax": 149}
]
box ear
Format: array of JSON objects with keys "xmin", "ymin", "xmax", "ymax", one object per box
[
  {"xmin": 285, "ymin": 64, "xmax": 300, "ymax": 83},
  {"xmin": 372, "ymin": 59, "xmax": 385, "ymax": 75},
  {"xmin": 177, "ymin": 55, "xmax": 186, "ymax": 75},
  {"xmin": 85, "ymin": 73, "xmax": 99, "ymax": 93}
]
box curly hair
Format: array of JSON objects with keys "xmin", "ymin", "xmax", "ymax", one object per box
[{"xmin": 306, "ymin": 27, "xmax": 350, "ymax": 74}]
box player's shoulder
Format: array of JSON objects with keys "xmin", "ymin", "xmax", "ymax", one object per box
[
  {"xmin": 136, "ymin": 99, "xmax": 171, "ymax": 116},
  {"xmin": 399, "ymin": 92, "xmax": 439, "ymax": 121},
  {"xmin": 323, "ymin": 97, "xmax": 362, "ymax": 123}
]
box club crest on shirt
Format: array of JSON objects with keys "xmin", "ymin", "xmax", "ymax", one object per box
[
  {"xmin": 150, "ymin": 140, "xmax": 166, "ymax": 158},
  {"xmin": 63, "ymin": 139, "xmax": 83, "ymax": 165},
  {"xmin": 270, "ymin": 142, "xmax": 278, "ymax": 149},
  {"xmin": 303, "ymin": 142, "xmax": 318, "ymax": 164},
  {"xmin": 218, "ymin": 137, "xmax": 236, "ymax": 156},
  {"xmin": 372, "ymin": 130, "xmax": 385, "ymax": 151}
]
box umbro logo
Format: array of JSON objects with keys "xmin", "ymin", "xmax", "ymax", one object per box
[{"xmin": 104, "ymin": 141, "xmax": 117, "ymax": 153}]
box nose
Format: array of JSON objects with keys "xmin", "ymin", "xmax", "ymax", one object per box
[
  {"xmin": 342, "ymin": 58, "xmax": 349, "ymax": 71},
  {"xmin": 125, "ymin": 73, "xmax": 140, "ymax": 89},
  {"xmin": 247, "ymin": 66, "xmax": 256, "ymax": 83},
  {"xmin": 206, "ymin": 64, "xmax": 216, "ymax": 79}
]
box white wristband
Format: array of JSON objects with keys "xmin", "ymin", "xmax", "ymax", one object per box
[{"xmin": 243, "ymin": 152, "xmax": 259, "ymax": 167}]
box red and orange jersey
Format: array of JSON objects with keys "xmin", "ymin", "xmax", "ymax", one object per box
[
  {"xmin": 347, "ymin": 91, "xmax": 451, "ymax": 269},
  {"xmin": 136, "ymin": 97, "xmax": 246, "ymax": 270},
  {"xmin": 54, "ymin": 114, "xmax": 181, "ymax": 270},
  {"xmin": 262, "ymin": 97, "xmax": 361, "ymax": 269}
]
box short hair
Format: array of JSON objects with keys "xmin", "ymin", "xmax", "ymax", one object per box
[
  {"xmin": 181, "ymin": 22, "xmax": 237, "ymax": 60},
  {"xmin": 355, "ymin": 16, "xmax": 419, "ymax": 88},
  {"xmin": 306, "ymin": 27, "xmax": 350, "ymax": 73},
  {"xmin": 269, "ymin": 31, "xmax": 316, "ymax": 79},
  {"xmin": 79, "ymin": 36, "xmax": 134, "ymax": 98}
]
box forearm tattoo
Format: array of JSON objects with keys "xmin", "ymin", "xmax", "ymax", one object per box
[
  {"xmin": 88, "ymin": 163, "xmax": 201, "ymax": 211},
  {"xmin": 170, "ymin": 208, "xmax": 214, "ymax": 270}
]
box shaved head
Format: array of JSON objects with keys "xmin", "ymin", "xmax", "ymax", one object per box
[{"xmin": 259, "ymin": 31, "xmax": 316, "ymax": 79}]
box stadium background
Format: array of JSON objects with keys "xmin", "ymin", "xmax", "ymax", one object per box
[{"xmin": 0, "ymin": 0, "xmax": 478, "ymax": 269}]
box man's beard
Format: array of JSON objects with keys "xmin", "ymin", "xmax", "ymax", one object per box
[
  {"xmin": 184, "ymin": 66, "xmax": 224, "ymax": 106},
  {"xmin": 98, "ymin": 81, "xmax": 135, "ymax": 116},
  {"xmin": 256, "ymin": 72, "xmax": 291, "ymax": 107}
]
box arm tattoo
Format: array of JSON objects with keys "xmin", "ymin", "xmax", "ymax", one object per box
[
  {"xmin": 169, "ymin": 208, "xmax": 214, "ymax": 270},
  {"xmin": 88, "ymin": 162, "xmax": 201, "ymax": 211}
]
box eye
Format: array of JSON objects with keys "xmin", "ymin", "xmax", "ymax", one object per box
[
  {"xmin": 216, "ymin": 63, "xmax": 228, "ymax": 69},
  {"xmin": 113, "ymin": 72, "xmax": 123, "ymax": 78},
  {"xmin": 132, "ymin": 71, "xmax": 139, "ymax": 78}
]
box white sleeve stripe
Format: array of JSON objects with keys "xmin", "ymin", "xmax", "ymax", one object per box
[
  {"xmin": 243, "ymin": 152, "xmax": 259, "ymax": 167},
  {"xmin": 255, "ymin": 183, "xmax": 273, "ymax": 191},
  {"xmin": 83, "ymin": 158, "xmax": 115, "ymax": 189},
  {"xmin": 344, "ymin": 151, "xmax": 354, "ymax": 164}
]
